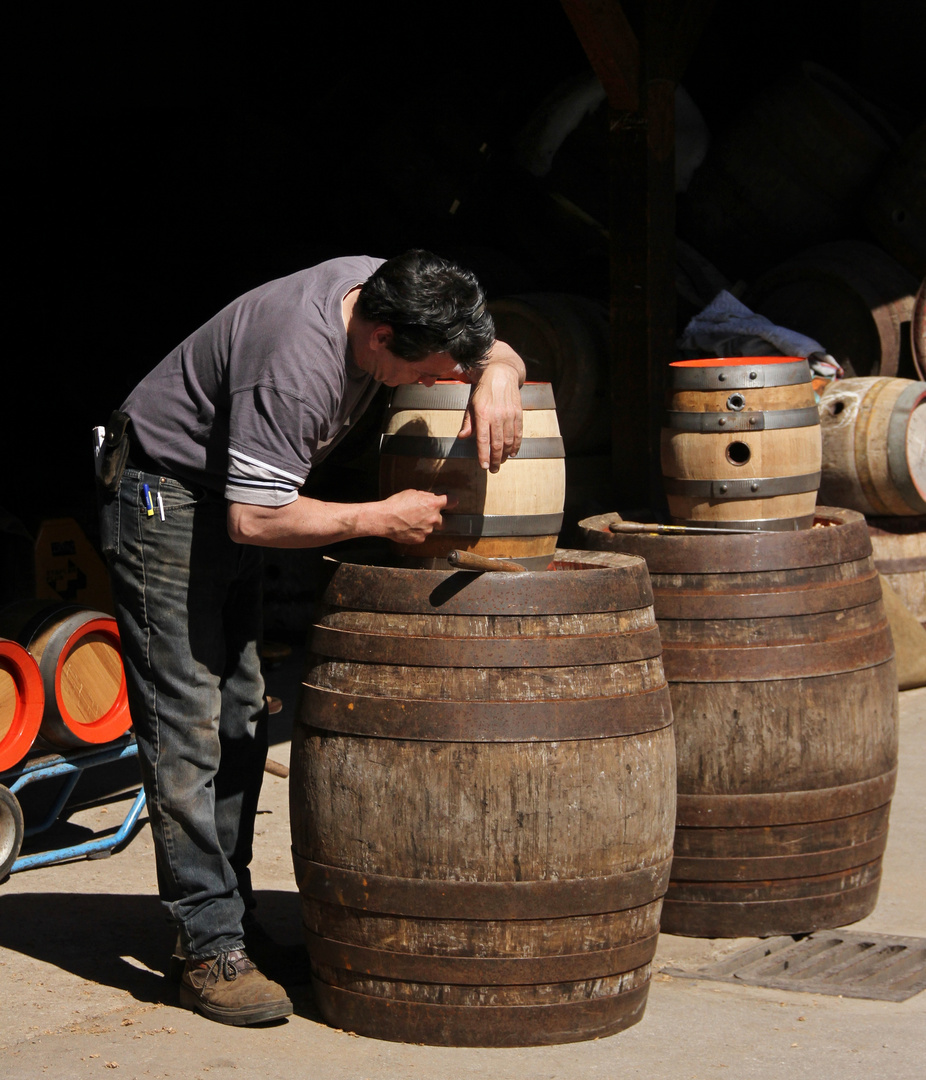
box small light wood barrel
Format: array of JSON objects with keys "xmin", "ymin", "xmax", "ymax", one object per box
[
  {"xmin": 0, "ymin": 601, "xmax": 131, "ymax": 750},
  {"xmin": 577, "ymin": 508, "xmax": 899, "ymax": 938},
  {"xmin": 291, "ymin": 550, "xmax": 676, "ymax": 1047},
  {"xmin": 379, "ymin": 381, "xmax": 565, "ymax": 569},
  {"xmin": 867, "ymin": 515, "xmax": 926, "ymax": 629},
  {"xmin": 661, "ymin": 356, "xmax": 822, "ymax": 531},
  {"xmin": 0, "ymin": 638, "xmax": 44, "ymax": 772},
  {"xmin": 818, "ymin": 377, "xmax": 926, "ymax": 517}
]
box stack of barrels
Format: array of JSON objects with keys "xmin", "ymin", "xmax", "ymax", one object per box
[{"xmin": 578, "ymin": 355, "xmax": 901, "ymax": 940}]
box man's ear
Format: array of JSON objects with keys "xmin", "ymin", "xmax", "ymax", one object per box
[{"xmin": 371, "ymin": 324, "xmax": 394, "ymax": 351}]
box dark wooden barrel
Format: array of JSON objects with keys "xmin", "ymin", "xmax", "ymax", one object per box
[
  {"xmin": 818, "ymin": 377, "xmax": 926, "ymax": 517},
  {"xmin": 676, "ymin": 62, "xmax": 900, "ymax": 280},
  {"xmin": 290, "ymin": 549, "xmax": 676, "ymax": 1046},
  {"xmin": 379, "ymin": 381, "xmax": 565, "ymax": 569},
  {"xmin": 0, "ymin": 638, "xmax": 44, "ymax": 771},
  {"xmin": 661, "ymin": 356, "xmax": 822, "ymax": 531},
  {"xmin": 745, "ymin": 241, "xmax": 920, "ymax": 379},
  {"xmin": 487, "ymin": 294, "xmax": 610, "ymax": 455},
  {"xmin": 577, "ymin": 509, "xmax": 899, "ymax": 938},
  {"xmin": 0, "ymin": 601, "xmax": 131, "ymax": 750}
]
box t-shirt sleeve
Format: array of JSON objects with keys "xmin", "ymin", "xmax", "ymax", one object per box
[{"xmin": 225, "ymin": 384, "xmax": 326, "ymax": 506}]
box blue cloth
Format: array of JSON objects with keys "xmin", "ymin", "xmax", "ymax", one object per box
[{"xmin": 99, "ymin": 467, "xmax": 268, "ymax": 960}]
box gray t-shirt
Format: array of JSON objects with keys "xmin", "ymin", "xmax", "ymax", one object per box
[{"xmin": 123, "ymin": 256, "xmax": 383, "ymax": 505}]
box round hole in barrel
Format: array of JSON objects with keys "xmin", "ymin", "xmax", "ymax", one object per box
[
  {"xmin": 726, "ymin": 393, "xmax": 746, "ymax": 411},
  {"xmin": 726, "ymin": 441, "xmax": 751, "ymax": 465}
]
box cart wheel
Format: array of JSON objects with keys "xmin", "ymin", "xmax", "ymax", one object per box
[{"xmin": 0, "ymin": 784, "xmax": 24, "ymax": 879}]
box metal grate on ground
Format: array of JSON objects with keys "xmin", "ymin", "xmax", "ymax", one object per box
[{"xmin": 661, "ymin": 930, "xmax": 926, "ymax": 1002}]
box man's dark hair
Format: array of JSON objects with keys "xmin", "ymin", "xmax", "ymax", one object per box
[{"xmin": 356, "ymin": 249, "xmax": 495, "ymax": 369}]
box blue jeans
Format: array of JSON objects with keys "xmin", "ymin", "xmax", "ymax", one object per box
[{"xmin": 100, "ymin": 467, "xmax": 268, "ymax": 961}]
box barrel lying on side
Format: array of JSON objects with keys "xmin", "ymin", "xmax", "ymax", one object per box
[
  {"xmin": 290, "ymin": 550, "xmax": 675, "ymax": 1047},
  {"xmin": 0, "ymin": 638, "xmax": 44, "ymax": 771},
  {"xmin": 578, "ymin": 509, "xmax": 899, "ymax": 938},
  {"xmin": 0, "ymin": 601, "xmax": 132, "ymax": 751}
]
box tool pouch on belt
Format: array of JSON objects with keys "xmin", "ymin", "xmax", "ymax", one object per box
[{"xmin": 98, "ymin": 410, "xmax": 131, "ymax": 494}]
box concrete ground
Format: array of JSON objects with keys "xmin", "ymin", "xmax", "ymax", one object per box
[{"xmin": 1, "ymin": 647, "xmax": 923, "ymax": 1080}]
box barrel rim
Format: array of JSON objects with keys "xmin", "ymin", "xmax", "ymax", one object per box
[
  {"xmin": 577, "ymin": 507, "xmax": 872, "ymax": 573},
  {"xmin": 0, "ymin": 639, "xmax": 44, "ymax": 772}
]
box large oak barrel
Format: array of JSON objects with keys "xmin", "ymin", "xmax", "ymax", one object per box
[
  {"xmin": 0, "ymin": 601, "xmax": 131, "ymax": 750},
  {"xmin": 290, "ymin": 550, "xmax": 676, "ymax": 1046},
  {"xmin": 818, "ymin": 377, "xmax": 926, "ymax": 517},
  {"xmin": 0, "ymin": 638, "xmax": 44, "ymax": 771},
  {"xmin": 577, "ymin": 509, "xmax": 899, "ymax": 938},
  {"xmin": 661, "ymin": 356, "xmax": 822, "ymax": 531},
  {"xmin": 379, "ymin": 380, "xmax": 565, "ymax": 569}
]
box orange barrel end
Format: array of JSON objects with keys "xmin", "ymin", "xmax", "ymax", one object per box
[
  {"xmin": 661, "ymin": 356, "xmax": 822, "ymax": 531},
  {"xmin": 0, "ymin": 638, "xmax": 45, "ymax": 771},
  {"xmin": 0, "ymin": 602, "xmax": 132, "ymax": 750}
]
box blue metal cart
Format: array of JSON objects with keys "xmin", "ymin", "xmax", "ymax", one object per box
[{"xmin": 0, "ymin": 734, "xmax": 146, "ymax": 877}]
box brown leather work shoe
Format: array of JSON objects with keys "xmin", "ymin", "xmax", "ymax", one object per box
[{"xmin": 178, "ymin": 950, "xmax": 293, "ymax": 1026}]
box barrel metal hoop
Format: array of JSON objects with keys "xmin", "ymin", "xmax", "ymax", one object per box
[
  {"xmin": 309, "ymin": 979, "xmax": 650, "ymax": 1047},
  {"xmin": 886, "ymin": 382, "xmax": 926, "ymax": 513},
  {"xmin": 380, "ymin": 435, "xmax": 565, "ymax": 460},
  {"xmin": 651, "ymin": 569, "xmax": 883, "ymax": 619},
  {"xmin": 662, "ymin": 472, "xmax": 822, "ymax": 500},
  {"xmin": 299, "ymin": 683, "xmax": 674, "ymax": 741},
  {"xmin": 675, "ymin": 767, "xmax": 897, "ymax": 827},
  {"xmin": 319, "ymin": 552, "xmax": 655, "ymax": 614},
  {"xmin": 308, "ymin": 623, "xmax": 664, "ymax": 667},
  {"xmin": 662, "ymin": 624, "xmax": 896, "ymax": 682},
  {"xmin": 666, "ymin": 514, "xmax": 817, "ymax": 532},
  {"xmin": 668, "ymin": 832, "xmax": 889, "ymax": 882},
  {"xmin": 293, "ymin": 854, "xmax": 673, "ymax": 918},
  {"xmin": 303, "ymin": 930, "xmax": 660, "ymax": 985},
  {"xmin": 873, "ymin": 555, "xmax": 926, "ymax": 574},
  {"xmin": 664, "ymin": 406, "xmax": 820, "ymax": 432},
  {"xmin": 439, "ymin": 512, "xmax": 565, "ymax": 537},
  {"xmin": 669, "ymin": 361, "xmax": 812, "ymax": 390},
  {"xmin": 389, "ymin": 382, "xmax": 556, "ymax": 410}
]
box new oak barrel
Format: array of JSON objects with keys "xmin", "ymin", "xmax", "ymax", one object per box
[
  {"xmin": 0, "ymin": 638, "xmax": 44, "ymax": 772},
  {"xmin": 290, "ymin": 550, "xmax": 675, "ymax": 1046},
  {"xmin": 661, "ymin": 356, "xmax": 822, "ymax": 531},
  {"xmin": 578, "ymin": 509, "xmax": 899, "ymax": 937},
  {"xmin": 0, "ymin": 602, "xmax": 131, "ymax": 750},
  {"xmin": 379, "ymin": 380, "xmax": 565, "ymax": 569}
]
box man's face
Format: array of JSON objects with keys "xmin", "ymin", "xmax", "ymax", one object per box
[{"xmin": 377, "ymin": 351, "xmax": 464, "ymax": 388}]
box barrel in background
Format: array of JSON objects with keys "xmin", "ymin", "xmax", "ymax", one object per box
[
  {"xmin": 379, "ymin": 380, "xmax": 565, "ymax": 569},
  {"xmin": 867, "ymin": 516, "xmax": 926, "ymax": 630},
  {"xmin": 745, "ymin": 241, "xmax": 920, "ymax": 379},
  {"xmin": 0, "ymin": 601, "xmax": 132, "ymax": 751},
  {"xmin": 818, "ymin": 377, "xmax": 926, "ymax": 517},
  {"xmin": 290, "ymin": 550, "xmax": 675, "ymax": 1046},
  {"xmin": 661, "ymin": 356, "xmax": 822, "ymax": 531},
  {"xmin": 578, "ymin": 508, "xmax": 898, "ymax": 938},
  {"xmin": 487, "ymin": 293, "xmax": 610, "ymax": 455},
  {"xmin": 0, "ymin": 638, "xmax": 44, "ymax": 772}
]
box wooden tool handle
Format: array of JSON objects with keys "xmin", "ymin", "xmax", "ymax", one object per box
[{"xmin": 447, "ymin": 549, "xmax": 528, "ymax": 573}]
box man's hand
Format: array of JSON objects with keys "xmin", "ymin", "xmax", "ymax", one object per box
[
  {"xmin": 458, "ymin": 341, "xmax": 525, "ymax": 471},
  {"xmin": 376, "ymin": 490, "xmax": 455, "ymax": 544}
]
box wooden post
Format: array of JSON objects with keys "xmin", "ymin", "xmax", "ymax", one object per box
[{"xmin": 559, "ymin": 0, "xmax": 715, "ymax": 511}]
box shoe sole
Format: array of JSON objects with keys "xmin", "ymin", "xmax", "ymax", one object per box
[{"xmin": 178, "ymin": 985, "xmax": 293, "ymax": 1026}]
